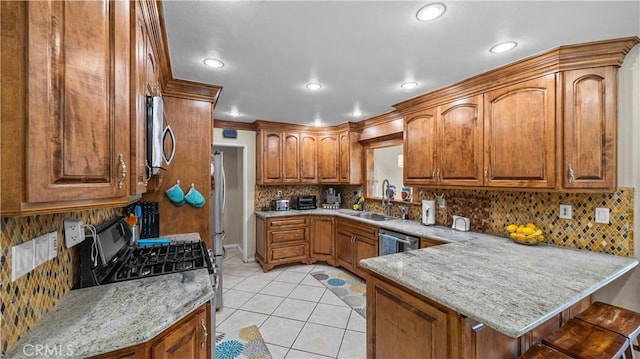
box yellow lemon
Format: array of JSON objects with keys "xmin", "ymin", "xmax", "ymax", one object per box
[
  {"xmin": 526, "ymin": 223, "xmax": 537, "ymax": 230},
  {"xmin": 533, "ymin": 229, "xmax": 542, "ymax": 236},
  {"xmin": 509, "ymin": 232, "xmax": 518, "ymax": 239},
  {"xmin": 515, "ymin": 233, "xmax": 526, "ymax": 240},
  {"xmin": 522, "ymin": 228, "xmax": 535, "ymax": 235},
  {"xmin": 506, "ymin": 224, "xmax": 518, "ymax": 233},
  {"xmin": 516, "ymin": 227, "xmax": 525, "ymax": 234}
]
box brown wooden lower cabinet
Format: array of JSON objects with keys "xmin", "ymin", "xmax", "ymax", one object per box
[
  {"xmin": 335, "ymin": 218, "xmax": 378, "ymax": 278},
  {"xmin": 310, "ymin": 216, "xmax": 335, "ymax": 265},
  {"xmin": 89, "ymin": 302, "xmax": 210, "ymax": 359},
  {"xmin": 367, "ymin": 273, "xmax": 591, "ymax": 359}
]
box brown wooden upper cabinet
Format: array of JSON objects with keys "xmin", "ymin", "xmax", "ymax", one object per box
[
  {"xmin": 1, "ymin": 0, "xmax": 131, "ymax": 213},
  {"xmin": 404, "ymin": 96, "xmax": 483, "ymax": 186},
  {"xmin": 300, "ymin": 133, "xmax": 318, "ymax": 183},
  {"xmin": 562, "ymin": 67, "xmax": 617, "ymax": 191},
  {"xmin": 404, "ymin": 109, "xmax": 437, "ymax": 184},
  {"xmin": 130, "ymin": 0, "xmax": 161, "ymax": 195},
  {"xmin": 484, "ymin": 75, "xmax": 556, "ymax": 189},
  {"xmin": 257, "ymin": 131, "xmax": 303, "ymax": 184},
  {"xmin": 318, "ymin": 132, "xmax": 340, "ymax": 183}
]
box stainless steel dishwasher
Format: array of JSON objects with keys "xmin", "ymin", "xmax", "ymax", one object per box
[{"xmin": 379, "ymin": 229, "xmax": 420, "ymax": 255}]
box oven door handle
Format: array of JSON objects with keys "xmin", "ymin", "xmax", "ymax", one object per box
[{"xmin": 379, "ymin": 233, "xmax": 413, "ymax": 245}]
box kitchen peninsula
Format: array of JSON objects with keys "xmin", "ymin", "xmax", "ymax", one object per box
[{"xmin": 360, "ymin": 237, "xmax": 638, "ymax": 358}]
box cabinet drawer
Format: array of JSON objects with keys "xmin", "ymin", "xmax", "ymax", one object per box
[
  {"xmin": 270, "ymin": 243, "xmax": 309, "ymax": 261},
  {"xmin": 336, "ymin": 219, "xmax": 378, "ymax": 241},
  {"xmin": 268, "ymin": 216, "xmax": 309, "ymax": 229},
  {"xmin": 269, "ymin": 228, "xmax": 308, "ymax": 244}
]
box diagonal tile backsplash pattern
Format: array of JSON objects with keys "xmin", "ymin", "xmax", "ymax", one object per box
[{"xmin": 1, "ymin": 208, "xmax": 121, "ymax": 355}]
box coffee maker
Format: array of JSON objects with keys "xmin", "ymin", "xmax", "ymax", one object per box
[
  {"xmin": 422, "ymin": 200, "xmax": 436, "ymax": 225},
  {"xmin": 325, "ymin": 188, "xmax": 341, "ymax": 204}
]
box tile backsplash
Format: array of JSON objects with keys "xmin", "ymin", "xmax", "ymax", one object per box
[
  {"xmin": 256, "ymin": 184, "xmax": 633, "ymax": 259},
  {"xmin": 1, "ymin": 208, "xmax": 121, "ymax": 355},
  {"xmin": 359, "ymin": 187, "xmax": 634, "ymax": 257}
]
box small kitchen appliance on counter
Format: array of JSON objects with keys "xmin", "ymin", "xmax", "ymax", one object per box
[
  {"xmin": 422, "ymin": 199, "xmax": 436, "ymax": 226},
  {"xmin": 270, "ymin": 199, "xmax": 290, "ymax": 211},
  {"xmin": 325, "ymin": 188, "xmax": 341, "ymax": 205},
  {"xmin": 290, "ymin": 195, "xmax": 317, "ymax": 210}
]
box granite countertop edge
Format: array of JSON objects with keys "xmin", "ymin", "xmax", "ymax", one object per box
[
  {"xmin": 4, "ymin": 234, "xmax": 214, "ymax": 359},
  {"xmin": 360, "ymin": 245, "xmax": 639, "ymax": 338}
]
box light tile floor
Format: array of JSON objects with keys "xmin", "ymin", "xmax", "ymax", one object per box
[{"xmin": 217, "ymin": 248, "xmax": 366, "ymax": 359}]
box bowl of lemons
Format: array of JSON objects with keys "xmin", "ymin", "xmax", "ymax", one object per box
[{"xmin": 505, "ymin": 223, "xmax": 544, "ymax": 245}]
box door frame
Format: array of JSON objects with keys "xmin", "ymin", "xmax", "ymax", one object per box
[{"xmin": 212, "ymin": 142, "xmax": 250, "ymax": 262}]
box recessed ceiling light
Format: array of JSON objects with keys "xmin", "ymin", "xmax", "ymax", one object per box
[
  {"xmin": 352, "ymin": 111, "xmax": 363, "ymax": 117},
  {"xmin": 400, "ymin": 81, "xmax": 418, "ymax": 89},
  {"xmin": 416, "ymin": 3, "xmax": 446, "ymax": 22},
  {"xmin": 314, "ymin": 118, "xmax": 322, "ymax": 126},
  {"xmin": 203, "ymin": 58, "xmax": 224, "ymax": 68},
  {"xmin": 490, "ymin": 41, "xmax": 518, "ymax": 54},
  {"xmin": 306, "ymin": 83, "xmax": 322, "ymax": 90},
  {"xmin": 229, "ymin": 111, "xmax": 240, "ymax": 117}
]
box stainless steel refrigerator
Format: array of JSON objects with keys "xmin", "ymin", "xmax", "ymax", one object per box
[{"xmin": 211, "ymin": 150, "xmax": 225, "ymax": 310}]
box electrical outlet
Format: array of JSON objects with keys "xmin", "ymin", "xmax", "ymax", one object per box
[
  {"xmin": 33, "ymin": 234, "xmax": 50, "ymax": 267},
  {"xmin": 48, "ymin": 231, "xmax": 58, "ymax": 260},
  {"xmin": 11, "ymin": 240, "xmax": 34, "ymax": 281},
  {"xmin": 64, "ymin": 218, "xmax": 85, "ymax": 248},
  {"xmin": 276, "ymin": 190, "xmax": 283, "ymax": 199},
  {"xmin": 559, "ymin": 204, "xmax": 572, "ymax": 219},
  {"xmin": 595, "ymin": 208, "xmax": 610, "ymax": 224}
]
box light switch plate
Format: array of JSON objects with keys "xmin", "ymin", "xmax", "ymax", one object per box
[
  {"xmin": 33, "ymin": 234, "xmax": 50, "ymax": 267},
  {"xmin": 595, "ymin": 208, "xmax": 610, "ymax": 224},
  {"xmin": 559, "ymin": 204, "xmax": 572, "ymax": 219},
  {"xmin": 12, "ymin": 240, "xmax": 34, "ymax": 281},
  {"xmin": 48, "ymin": 231, "xmax": 58, "ymax": 260}
]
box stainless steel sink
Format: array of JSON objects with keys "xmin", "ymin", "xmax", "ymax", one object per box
[{"xmin": 350, "ymin": 212, "xmax": 396, "ymax": 221}]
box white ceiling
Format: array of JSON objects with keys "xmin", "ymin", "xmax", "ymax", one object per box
[{"xmin": 162, "ymin": 1, "xmax": 640, "ymax": 126}]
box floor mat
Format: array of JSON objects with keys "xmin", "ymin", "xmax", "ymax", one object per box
[
  {"xmin": 215, "ymin": 325, "xmax": 272, "ymax": 359},
  {"xmin": 311, "ymin": 268, "xmax": 366, "ymax": 318}
]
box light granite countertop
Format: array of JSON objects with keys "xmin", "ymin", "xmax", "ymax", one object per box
[
  {"xmin": 360, "ymin": 237, "xmax": 638, "ymax": 338},
  {"xmin": 5, "ymin": 234, "xmax": 214, "ymax": 359},
  {"xmin": 255, "ymin": 209, "xmax": 639, "ymax": 338},
  {"xmin": 255, "ymin": 208, "xmax": 482, "ymax": 243}
]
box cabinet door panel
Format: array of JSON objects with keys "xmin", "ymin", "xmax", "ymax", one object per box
[
  {"xmin": 563, "ymin": 67, "xmax": 616, "ymax": 190},
  {"xmin": 318, "ymin": 134, "xmax": 339, "ymax": 183},
  {"xmin": 270, "ymin": 228, "xmax": 307, "ymax": 244},
  {"xmin": 270, "ymin": 243, "xmax": 308, "ymax": 262},
  {"xmin": 26, "ymin": 0, "xmax": 129, "ymax": 202},
  {"xmin": 310, "ymin": 216, "xmax": 334, "ymax": 259},
  {"xmin": 404, "ymin": 109, "xmax": 436, "ymax": 185},
  {"xmin": 484, "ymin": 75, "xmax": 556, "ymax": 188},
  {"xmin": 371, "ymin": 282, "xmax": 448, "ymax": 359},
  {"xmin": 354, "ymin": 238, "xmax": 377, "ymax": 277},
  {"xmin": 130, "ymin": 3, "xmax": 149, "ymax": 195},
  {"xmin": 151, "ymin": 307, "xmax": 207, "ymax": 359},
  {"xmin": 339, "ymin": 132, "xmax": 350, "ymax": 183},
  {"xmin": 438, "ymin": 96, "xmax": 483, "ymax": 186},
  {"xmin": 300, "ymin": 133, "xmax": 318, "ymax": 183},
  {"xmin": 263, "ymin": 132, "xmax": 282, "ymax": 183},
  {"xmin": 282, "ymin": 132, "xmax": 300, "ymax": 182},
  {"xmin": 335, "ymin": 231, "xmax": 354, "ymax": 268}
]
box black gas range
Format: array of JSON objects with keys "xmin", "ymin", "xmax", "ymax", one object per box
[{"xmin": 77, "ymin": 217, "xmax": 214, "ymax": 289}]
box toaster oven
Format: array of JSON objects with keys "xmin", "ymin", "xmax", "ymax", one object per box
[{"xmin": 291, "ymin": 195, "xmax": 317, "ymax": 210}]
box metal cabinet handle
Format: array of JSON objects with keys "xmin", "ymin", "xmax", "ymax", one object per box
[
  {"xmin": 118, "ymin": 154, "xmax": 127, "ymax": 189},
  {"xmin": 432, "ymin": 169, "xmax": 437, "ymax": 180},
  {"xmin": 484, "ymin": 168, "xmax": 488, "ymax": 182},
  {"xmin": 436, "ymin": 169, "xmax": 441, "ymax": 182},
  {"xmin": 201, "ymin": 318, "xmax": 208, "ymax": 348},
  {"xmin": 351, "ymin": 235, "xmax": 356, "ymax": 245},
  {"xmin": 568, "ymin": 164, "xmax": 574, "ymax": 184},
  {"xmin": 144, "ymin": 160, "xmax": 152, "ymax": 185}
]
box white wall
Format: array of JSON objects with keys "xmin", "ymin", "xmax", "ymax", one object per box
[
  {"xmin": 593, "ymin": 45, "xmax": 640, "ymax": 310},
  {"xmin": 213, "ymin": 128, "xmax": 256, "ymax": 261}
]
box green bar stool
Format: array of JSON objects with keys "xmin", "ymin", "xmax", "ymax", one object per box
[
  {"xmin": 542, "ymin": 318, "xmax": 629, "ymax": 359},
  {"xmin": 575, "ymin": 302, "xmax": 640, "ymax": 359}
]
